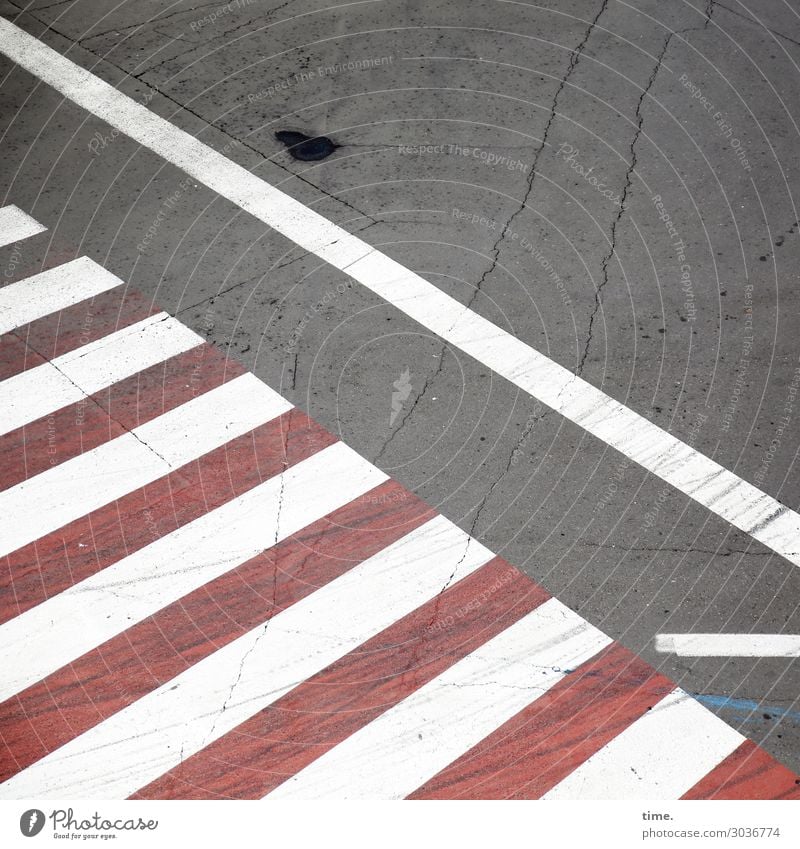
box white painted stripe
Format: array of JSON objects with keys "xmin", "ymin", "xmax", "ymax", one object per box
[
  {"xmin": 0, "ymin": 373, "xmax": 290, "ymax": 559},
  {"xmin": 0, "ymin": 515, "xmax": 492, "ymax": 798},
  {"xmin": 0, "ymin": 257, "xmax": 119, "ymax": 334},
  {"xmin": 1, "ymin": 20, "xmax": 796, "ymax": 571},
  {"xmin": 0, "ymin": 204, "xmax": 45, "ymax": 250},
  {"xmin": 268, "ymin": 598, "xmax": 612, "ymax": 799},
  {"xmin": 0, "ymin": 361, "xmax": 81, "ymax": 437},
  {"xmin": 132, "ymin": 371, "xmax": 291, "ymax": 468},
  {"xmin": 655, "ymin": 633, "xmax": 800, "ymax": 657},
  {"xmin": 0, "ymin": 440, "xmax": 382, "ymax": 705},
  {"xmin": 0, "ymin": 312, "xmax": 202, "ymax": 436},
  {"xmin": 542, "ymin": 689, "xmax": 744, "ymax": 799}
]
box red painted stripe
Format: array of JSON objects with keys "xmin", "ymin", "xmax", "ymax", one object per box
[
  {"xmin": 9, "ymin": 287, "xmax": 157, "ymax": 376},
  {"xmin": 0, "ymin": 479, "xmax": 434, "ymax": 783},
  {"xmin": 682, "ymin": 740, "xmax": 800, "ymax": 800},
  {"xmin": 0, "ymin": 344, "xmax": 242, "ymax": 489},
  {"xmin": 0, "ymin": 408, "xmax": 335, "ymax": 624},
  {"xmin": 408, "ymin": 642, "xmax": 675, "ymax": 799},
  {"xmin": 0, "ymin": 333, "xmax": 45, "ymax": 381},
  {"xmin": 97, "ymin": 341, "xmax": 242, "ymax": 430},
  {"xmin": 131, "ymin": 558, "xmax": 549, "ymax": 800}
]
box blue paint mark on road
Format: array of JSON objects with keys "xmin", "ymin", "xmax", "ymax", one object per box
[{"xmin": 693, "ymin": 693, "xmax": 800, "ymax": 723}]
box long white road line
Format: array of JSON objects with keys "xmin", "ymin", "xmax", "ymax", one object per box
[
  {"xmin": 656, "ymin": 633, "xmax": 800, "ymax": 657},
  {"xmin": 0, "ymin": 204, "xmax": 45, "ymax": 249},
  {"xmin": 1, "ymin": 18, "xmax": 798, "ymax": 569},
  {"xmin": 0, "ymin": 515, "xmax": 491, "ymax": 798}
]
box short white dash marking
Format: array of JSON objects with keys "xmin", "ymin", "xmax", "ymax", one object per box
[{"xmin": 655, "ymin": 633, "xmax": 800, "ymax": 657}]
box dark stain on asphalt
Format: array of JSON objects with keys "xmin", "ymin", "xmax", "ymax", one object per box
[{"xmin": 275, "ymin": 130, "xmax": 338, "ymax": 161}]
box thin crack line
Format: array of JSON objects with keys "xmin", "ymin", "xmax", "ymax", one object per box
[
  {"xmin": 709, "ymin": 0, "xmax": 800, "ymax": 48},
  {"xmin": 371, "ymin": 0, "xmax": 609, "ymax": 464},
  {"xmin": 463, "ymin": 404, "xmax": 548, "ymax": 541},
  {"xmin": 454, "ymin": 0, "xmax": 611, "ymax": 328},
  {"xmin": 372, "ymin": 357, "xmax": 441, "ymax": 466},
  {"xmin": 10, "ymin": 326, "xmax": 172, "ymax": 465},
  {"xmin": 575, "ymin": 29, "xmax": 673, "ymax": 379}
]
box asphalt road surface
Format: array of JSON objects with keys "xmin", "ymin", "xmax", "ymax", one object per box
[{"xmin": 1, "ymin": 0, "xmax": 800, "ymax": 792}]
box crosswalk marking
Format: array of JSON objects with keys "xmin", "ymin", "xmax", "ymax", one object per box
[
  {"xmin": 0, "ymin": 312, "xmax": 202, "ymax": 436},
  {"xmin": 0, "ymin": 440, "xmax": 383, "ymax": 704},
  {"xmin": 0, "ymin": 374, "xmax": 289, "ymax": 558},
  {"xmin": 0, "ymin": 204, "xmax": 45, "ymax": 250},
  {"xmin": 0, "ymin": 516, "xmax": 492, "ymax": 799},
  {"xmin": 132, "ymin": 558, "xmax": 547, "ymax": 800},
  {"xmin": 267, "ymin": 599, "xmax": 611, "ymax": 799},
  {"xmin": 0, "ymin": 246, "xmax": 796, "ymax": 798},
  {"xmin": 0, "ymin": 256, "xmax": 119, "ymax": 333},
  {"xmin": 542, "ymin": 689, "xmax": 745, "ymax": 800},
  {"xmin": 407, "ymin": 643, "xmax": 674, "ymax": 800}
]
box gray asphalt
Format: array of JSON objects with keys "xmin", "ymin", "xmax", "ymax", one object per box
[{"xmin": 2, "ymin": 0, "xmax": 800, "ymax": 773}]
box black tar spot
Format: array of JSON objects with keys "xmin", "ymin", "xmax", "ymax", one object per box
[{"xmin": 275, "ymin": 130, "xmax": 338, "ymax": 161}]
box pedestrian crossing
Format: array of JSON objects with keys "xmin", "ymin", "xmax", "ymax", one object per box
[{"xmin": 0, "ymin": 213, "xmax": 798, "ymax": 799}]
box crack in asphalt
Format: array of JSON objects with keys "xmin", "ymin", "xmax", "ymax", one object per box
[
  {"xmin": 704, "ymin": 0, "xmax": 716, "ymax": 30},
  {"xmin": 575, "ymin": 29, "xmax": 673, "ymax": 379},
  {"xmin": 711, "ymin": 0, "xmax": 800, "ymax": 48},
  {"xmin": 204, "ymin": 619, "xmax": 268, "ymax": 746},
  {"xmin": 9, "ymin": 321, "xmax": 173, "ymax": 466},
  {"xmin": 203, "ymin": 417, "xmax": 288, "ymax": 745},
  {"xmin": 457, "ymin": 0, "xmax": 611, "ymax": 326},
  {"xmin": 408, "ymin": 532, "xmax": 477, "ymax": 663},
  {"xmin": 415, "ymin": 1, "xmax": 612, "ymax": 523},
  {"xmin": 174, "ymin": 268, "xmax": 268, "ymax": 317},
  {"xmin": 371, "ymin": 0, "xmax": 609, "ymax": 468},
  {"xmin": 115, "ymin": 0, "xmax": 301, "ymax": 77},
  {"xmin": 27, "ymin": 0, "xmax": 77, "ymax": 11},
  {"xmin": 463, "ymin": 404, "xmax": 549, "ymax": 540},
  {"xmin": 75, "ymin": 0, "xmax": 223, "ymax": 45},
  {"xmin": 372, "ymin": 355, "xmax": 442, "ymax": 466},
  {"xmin": 189, "ymin": 0, "xmax": 302, "ymax": 58}
]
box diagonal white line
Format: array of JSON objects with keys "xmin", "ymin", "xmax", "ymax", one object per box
[
  {"xmin": 655, "ymin": 633, "xmax": 800, "ymax": 657},
  {"xmin": 1, "ymin": 18, "xmax": 799, "ymax": 570}
]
